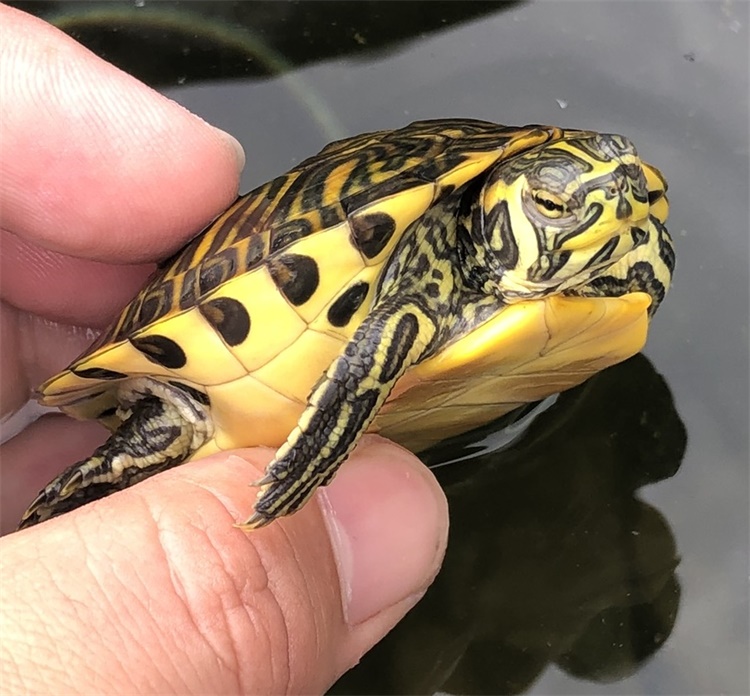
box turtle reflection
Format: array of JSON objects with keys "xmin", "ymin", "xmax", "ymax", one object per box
[{"xmin": 331, "ymin": 353, "xmax": 686, "ymax": 695}]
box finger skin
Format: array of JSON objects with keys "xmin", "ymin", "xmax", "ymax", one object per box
[
  {"xmin": 0, "ymin": 4, "xmax": 244, "ymax": 263},
  {"xmin": 0, "ymin": 228, "xmax": 156, "ymax": 327},
  {"xmin": 0, "ymin": 443, "xmax": 449, "ymax": 694}
]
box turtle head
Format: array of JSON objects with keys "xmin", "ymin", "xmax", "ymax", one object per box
[{"xmin": 460, "ymin": 132, "xmax": 669, "ymax": 301}]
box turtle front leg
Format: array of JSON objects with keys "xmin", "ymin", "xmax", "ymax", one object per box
[{"xmin": 243, "ymin": 299, "xmax": 437, "ymax": 529}]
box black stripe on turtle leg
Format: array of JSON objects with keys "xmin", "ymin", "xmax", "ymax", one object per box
[{"xmin": 242, "ymin": 304, "xmax": 432, "ymax": 528}]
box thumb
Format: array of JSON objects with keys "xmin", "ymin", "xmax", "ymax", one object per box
[{"xmin": 0, "ymin": 436, "xmax": 448, "ymax": 694}]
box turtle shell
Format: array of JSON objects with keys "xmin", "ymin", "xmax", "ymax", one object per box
[{"xmin": 38, "ymin": 119, "xmax": 650, "ymax": 457}]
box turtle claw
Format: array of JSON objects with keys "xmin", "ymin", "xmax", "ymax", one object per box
[
  {"xmin": 17, "ymin": 489, "xmax": 62, "ymax": 530},
  {"xmin": 18, "ymin": 492, "xmax": 47, "ymax": 529},
  {"xmin": 17, "ymin": 465, "xmax": 89, "ymax": 530},
  {"xmin": 237, "ymin": 511, "xmax": 273, "ymax": 531},
  {"xmin": 60, "ymin": 468, "xmax": 84, "ymax": 497},
  {"xmin": 235, "ymin": 477, "xmax": 281, "ymax": 530},
  {"xmin": 250, "ymin": 472, "xmax": 276, "ymax": 487}
]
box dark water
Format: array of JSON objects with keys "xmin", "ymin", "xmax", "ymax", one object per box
[{"xmin": 12, "ymin": 1, "xmax": 749, "ymax": 693}]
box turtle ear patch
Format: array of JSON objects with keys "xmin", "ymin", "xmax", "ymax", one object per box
[
  {"xmin": 199, "ymin": 297, "xmax": 251, "ymax": 346},
  {"xmin": 267, "ymin": 253, "xmax": 320, "ymax": 306},
  {"xmin": 130, "ymin": 335, "xmax": 187, "ymax": 369}
]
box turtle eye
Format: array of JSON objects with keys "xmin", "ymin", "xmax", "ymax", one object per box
[{"xmin": 531, "ymin": 190, "xmax": 568, "ymax": 219}]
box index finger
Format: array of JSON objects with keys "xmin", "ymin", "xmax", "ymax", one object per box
[{"xmin": 0, "ymin": 5, "xmax": 244, "ymax": 264}]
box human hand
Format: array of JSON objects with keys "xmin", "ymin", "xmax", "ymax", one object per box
[{"xmin": 0, "ymin": 6, "xmax": 449, "ymax": 693}]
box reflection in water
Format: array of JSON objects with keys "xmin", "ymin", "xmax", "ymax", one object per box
[
  {"xmin": 332, "ymin": 354, "xmax": 687, "ymax": 695},
  {"xmin": 14, "ymin": 1, "xmax": 517, "ymax": 155},
  {"xmin": 14, "ymin": 1, "xmax": 512, "ymax": 84}
]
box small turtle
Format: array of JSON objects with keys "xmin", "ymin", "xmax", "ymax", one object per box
[{"xmin": 19, "ymin": 119, "xmax": 674, "ymax": 530}]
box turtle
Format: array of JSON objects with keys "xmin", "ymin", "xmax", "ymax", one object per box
[{"xmin": 18, "ymin": 118, "xmax": 674, "ymax": 530}]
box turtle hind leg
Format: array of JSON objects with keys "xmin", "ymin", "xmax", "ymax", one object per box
[
  {"xmin": 243, "ymin": 301, "xmax": 436, "ymax": 529},
  {"xmin": 18, "ymin": 392, "xmax": 209, "ymax": 529}
]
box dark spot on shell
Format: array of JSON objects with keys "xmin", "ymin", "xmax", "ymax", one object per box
[
  {"xmin": 199, "ymin": 297, "xmax": 251, "ymax": 346},
  {"xmin": 199, "ymin": 264, "xmax": 226, "ymax": 296},
  {"xmin": 327, "ymin": 281, "xmax": 370, "ymax": 327},
  {"xmin": 198, "ymin": 251, "xmax": 237, "ymax": 296},
  {"xmin": 245, "ymin": 234, "xmax": 267, "ymax": 269},
  {"xmin": 137, "ymin": 284, "xmax": 173, "ymax": 326},
  {"xmin": 71, "ymin": 367, "xmax": 128, "ymax": 381},
  {"xmin": 267, "ymin": 254, "xmax": 320, "ymax": 306},
  {"xmin": 350, "ymin": 212, "xmax": 396, "ymax": 259},
  {"xmin": 178, "ymin": 267, "xmax": 199, "ymax": 310},
  {"xmin": 270, "ymin": 218, "xmax": 314, "ymax": 253},
  {"xmin": 320, "ymin": 205, "xmax": 343, "ymax": 230},
  {"xmin": 130, "ymin": 335, "xmax": 187, "ymax": 369},
  {"xmin": 115, "ymin": 298, "xmax": 143, "ymax": 341},
  {"xmin": 265, "ymin": 174, "xmax": 288, "ymax": 201},
  {"xmin": 431, "ymin": 269, "xmax": 444, "ymax": 280},
  {"xmin": 204, "ymin": 200, "xmax": 248, "ymax": 258}
]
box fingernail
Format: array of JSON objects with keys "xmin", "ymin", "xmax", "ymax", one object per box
[
  {"xmin": 319, "ymin": 437, "xmax": 449, "ymax": 626},
  {"xmin": 213, "ymin": 127, "xmax": 246, "ymax": 174}
]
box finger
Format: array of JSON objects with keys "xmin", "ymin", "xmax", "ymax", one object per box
[
  {"xmin": 0, "ymin": 228, "xmax": 154, "ymax": 326},
  {"xmin": 0, "ymin": 5, "xmax": 244, "ymax": 263},
  {"xmin": 1, "ymin": 438, "xmax": 449, "ymax": 694}
]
